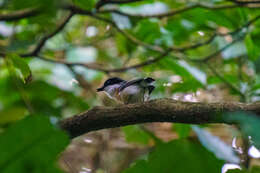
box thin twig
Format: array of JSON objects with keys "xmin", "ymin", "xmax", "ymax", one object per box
[
  {"xmin": 231, "ymin": 0, "xmax": 260, "ymax": 4},
  {"xmin": 72, "ymin": 7, "xmax": 215, "ymax": 53},
  {"xmin": 66, "ymin": 65, "xmax": 96, "ymax": 94},
  {"xmin": 194, "ymin": 14, "xmax": 260, "ymax": 62},
  {"xmin": 0, "ymin": 8, "xmax": 40, "ymax": 21},
  {"xmin": 105, "ymin": 49, "xmax": 172, "ymax": 72},
  {"xmin": 21, "ymin": 12, "xmax": 74, "ymax": 57},
  {"xmin": 0, "ymin": 2, "xmax": 258, "ymax": 23},
  {"xmin": 69, "ymin": 6, "xmax": 164, "ymax": 52},
  {"xmin": 199, "ymin": 37, "xmax": 241, "ymax": 62},
  {"xmin": 35, "ymin": 50, "xmax": 171, "ymax": 73},
  {"xmin": 205, "ymin": 62, "xmax": 246, "ymax": 99},
  {"xmin": 171, "ymin": 33, "xmax": 218, "ymax": 52},
  {"xmin": 98, "ymin": 3, "xmax": 244, "ymax": 19}
]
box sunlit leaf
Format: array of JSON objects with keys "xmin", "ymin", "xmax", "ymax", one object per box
[{"xmin": 0, "ymin": 107, "xmax": 28, "ymax": 125}]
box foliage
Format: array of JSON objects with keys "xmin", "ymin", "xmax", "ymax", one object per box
[
  {"xmin": 122, "ymin": 125, "xmax": 152, "ymax": 145},
  {"xmin": 172, "ymin": 123, "xmax": 191, "ymax": 139},
  {"xmin": 225, "ymin": 112, "xmax": 260, "ymax": 148},
  {"xmin": 123, "ymin": 139, "xmax": 224, "ymax": 173},
  {"xmin": 227, "ymin": 167, "xmax": 260, "ymax": 173}
]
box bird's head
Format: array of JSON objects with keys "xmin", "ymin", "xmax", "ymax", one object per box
[{"xmin": 144, "ymin": 77, "xmax": 155, "ymax": 84}]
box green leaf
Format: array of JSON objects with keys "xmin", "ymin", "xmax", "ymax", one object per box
[
  {"xmin": 254, "ymin": 57, "xmax": 260, "ymax": 74},
  {"xmin": 8, "ymin": 54, "xmax": 32, "ymax": 83},
  {"xmin": 172, "ymin": 123, "xmax": 191, "ymax": 139},
  {"xmin": 0, "ymin": 115, "xmax": 69, "ymax": 173},
  {"xmin": 245, "ymin": 34, "xmax": 259, "ymax": 61},
  {"xmin": 0, "ymin": 107, "xmax": 28, "ymax": 125},
  {"xmin": 123, "ymin": 139, "xmax": 224, "ymax": 173},
  {"xmin": 158, "ymin": 58, "xmax": 204, "ymax": 92},
  {"xmin": 122, "ymin": 125, "xmax": 152, "ymax": 145},
  {"xmin": 251, "ymin": 167, "xmax": 260, "ymax": 173},
  {"xmin": 73, "ymin": 0, "xmax": 96, "ymax": 10},
  {"xmin": 227, "ymin": 169, "xmax": 247, "ymax": 173},
  {"xmin": 227, "ymin": 166, "xmax": 260, "ymax": 173},
  {"xmin": 116, "ymin": 33, "xmax": 136, "ymax": 54},
  {"xmin": 134, "ymin": 19, "xmax": 161, "ymax": 44},
  {"xmin": 225, "ymin": 112, "xmax": 260, "ymax": 148}
]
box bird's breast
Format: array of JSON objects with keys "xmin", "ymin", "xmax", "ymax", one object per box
[{"xmin": 119, "ymin": 86, "xmax": 144, "ymax": 104}]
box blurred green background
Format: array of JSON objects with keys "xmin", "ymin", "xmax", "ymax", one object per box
[{"xmin": 1, "ymin": 0, "xmax": 260, "ymax": 172}]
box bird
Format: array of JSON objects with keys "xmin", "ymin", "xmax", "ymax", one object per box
[{"xmin": 97, "ymin": 77, "xmax": 155, "ymax": 104}]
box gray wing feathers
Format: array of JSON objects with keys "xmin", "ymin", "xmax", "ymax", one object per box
[{"xmin": 118, "ymin": 78, "xmax": 143, "ymax": 92}]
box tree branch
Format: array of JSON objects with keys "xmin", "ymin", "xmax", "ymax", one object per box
[
  {"xmin": 2, "ymin": 5, "xmax": 259, "ymax": 76},
  {"xmin": 29, "ymin": 32, "xmax": 241, "ymax": 74},
  {"xmin": 231, "ymin": 0, "xmax": 260, "ymax": 4},
  {"xmin": 68, "ymin": 6, "xmax": 165, "ymax": 52},
  {"xmin": 205, "ymin": 62, "xmax": 246, "ymax": 100},
  {"xmin": 0, "ymin": 8, "xmax": 39, "ymax": 21},
  {"xmin": 1, "ymin": 1, "xmax": 258, "ymax": 23},
  {"xmin": 22, "ymin": 12, "xmax": 74, "ymax": 57},
  {"xmin": 59, "ymin": 98, "xmax": 260, "ymax": 138},
  {"xmin": 98, "ymin": 2, "xmax": 260, "ymax": 19},
  {"xmin": 104, "ymin": 49, "xmax": 172, "ymax": 72},
  {"xmin": 98, "ymin": 3, "xmax": 239, "ymax": 19},
  {"xmin": 34, "ymin": 50, "xmax": 171, "ymax": 73}
]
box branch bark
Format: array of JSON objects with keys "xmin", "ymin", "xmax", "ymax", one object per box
[
  {"xmin": 0, "ymin": 8, "xmax": 39, "ymax": 21},
  {"xmin": 59, "ymin": 99, "xmax": 260, "ymax": 138}
]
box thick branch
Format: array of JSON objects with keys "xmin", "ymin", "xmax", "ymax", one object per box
[{"xmin": 59, "ymin": 99, "xmax": 260, "ymax": 138}]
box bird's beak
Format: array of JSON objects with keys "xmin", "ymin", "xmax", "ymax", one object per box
[{"xmin": 97, "ymin": 86, "xmax": 104, "ymax": 92}]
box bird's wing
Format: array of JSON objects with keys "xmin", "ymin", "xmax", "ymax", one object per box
[{"xmin": 119, "ymin": 78, "xmax": 143, "ymax": 92}]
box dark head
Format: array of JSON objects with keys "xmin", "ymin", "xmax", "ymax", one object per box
[
  {"xmin": 147, "ymin": 85, "xmax": 155, "ymax": 94},
  {"xmin": 144, "ymin": 77, "xmax": 155, "ymax": 84},
  {"xmin": 97, "ymin": 77, "xmax": 125, "ymax": 92}
]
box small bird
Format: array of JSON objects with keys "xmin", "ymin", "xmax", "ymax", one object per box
[{"xmin": 97, "ymin": 77, "xmax": 155, "ymax": 104}]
